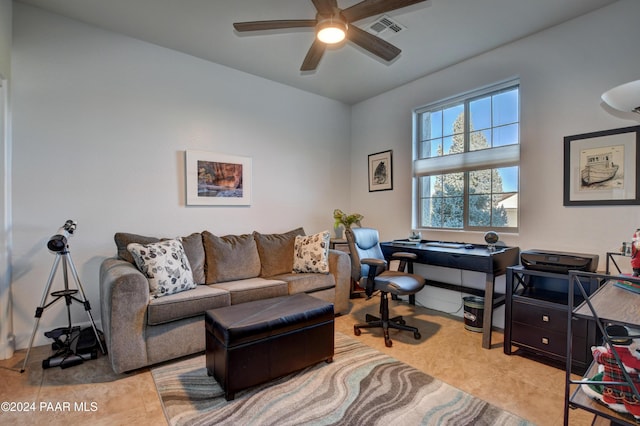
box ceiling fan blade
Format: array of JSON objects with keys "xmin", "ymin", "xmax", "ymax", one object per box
[
  {"xmin": 347, "ymin": 25, "xmax": 401, "ymax": 62},
  {"xmin": 233, "ymin": 20, "xmax": 316, "ymax": 32},
  {"xmin": 301, "ymin": 40, "xmax": 326, "ymax": 71},
  {"xmin": 342, "ymin": 0, "xmax": 427, "ymax": 23},
  {"xmin": 312, "ymin": 0, "xmax": 338, "ymax": 15}
]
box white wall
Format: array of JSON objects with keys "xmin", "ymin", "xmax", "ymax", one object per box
[
  {"xmin": 9, "ymin": 0, "xmax": 640, "ymax": 350},
  {"xmin": 350, "ymin": 0, "xmax": 640, "ymax": 321},
  {"xmin": 10, "ymin": 4, "xmax": 351, "ymax": 349}
]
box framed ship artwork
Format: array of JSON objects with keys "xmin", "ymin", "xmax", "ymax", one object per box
[
  {"xmin": 564, "ymin": 125, "xmax": 640, "ymax": 206},
  {"xmin": 368, "ymin": 150, "xmax": 393, "ymax": 192}
]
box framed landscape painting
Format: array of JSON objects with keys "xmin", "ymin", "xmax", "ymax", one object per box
[
  {"xmin": 185, "ymin": 150, "xmax": 252, "ymax": 206},
  {"xmin": 563, "ymin": 125, "xmax": 640, "ymax": 206}
]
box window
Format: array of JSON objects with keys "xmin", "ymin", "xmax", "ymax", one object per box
[{"xmin": 413, "ymin": 79, "xmax": 519, "ymax": 231}]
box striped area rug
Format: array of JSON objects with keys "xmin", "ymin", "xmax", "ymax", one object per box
[{"xmin": 152, "ymin": 332, "xmax": 532, "ymax": 426}]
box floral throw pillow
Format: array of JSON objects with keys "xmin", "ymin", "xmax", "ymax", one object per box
[
  {"xmin": 127, "ymin": 239, "xmax": 196, "ymax": 298},
  {"xmin": 293, "ymin": 231, "xmax": 330, "ymax": 274}
]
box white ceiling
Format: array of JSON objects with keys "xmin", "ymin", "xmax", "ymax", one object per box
[{"xmin": 16, "ymin": 0, "xmax": 618, "ymax": 104}]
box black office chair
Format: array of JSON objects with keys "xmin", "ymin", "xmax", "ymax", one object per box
[{"xmin": 346, "ymin": 227, "xmax": 425, "ymax": 347}]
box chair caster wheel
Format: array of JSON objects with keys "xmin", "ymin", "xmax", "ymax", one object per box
[
  {"xmin": 414, "ymin": 332, "xmax": 421, "ymax": 340},
  {"xmin": 385, "ymin": 339, "xmax": 393, "ymax": 348},
  {"xmin": 354, "ymin": 327, "xmax": 361, "ymax": 336}
]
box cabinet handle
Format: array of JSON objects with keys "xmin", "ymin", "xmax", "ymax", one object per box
[
  {"xmin": 542, "ymin": 337, "xmax": 549, "ymax": 345},
  {"xmin": 542, "ymin": 315, "xmax": 549, "ymax": 322}
]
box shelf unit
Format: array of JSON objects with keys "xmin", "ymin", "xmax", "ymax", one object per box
[
  {"xmin": 504, "ymin": 266, "xmax": 600, "ymax": 373},
  {"xmin": 564, "ymin": 271, "xmax": 640, "ymax": 426},
  {"xmin": 606, "ymin": 251, "xmax": 630, "ymax": 274}
]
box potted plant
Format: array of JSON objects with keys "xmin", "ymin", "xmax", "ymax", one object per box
[{"xmin": 333, "ymin": 209, "xmax": 363, "ymax": 239}]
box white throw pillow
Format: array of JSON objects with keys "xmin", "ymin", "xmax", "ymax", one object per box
[
  {"xmin": 293, "ymin": 231, "xmax": 330, "ymax": 274},
  {"xmin": 127, "ymin": 239, "xmax": 196, "ymax": 298}
]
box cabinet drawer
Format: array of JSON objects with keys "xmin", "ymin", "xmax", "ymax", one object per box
[
  {"xmin": 512, "ymin": 299, "xmax": 587, "ymax": 337},
  {"xmin": 511, "ymin": 323, "xmax": 588, "ymax": 363}
]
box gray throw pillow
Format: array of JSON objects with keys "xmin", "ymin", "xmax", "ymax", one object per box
[
  {"xmin": 253, "ymin": 228, "xmax": 305, "ymax": 277},
  {"xmin": 202, "ymin": 232, "xmax": 261, "ymax": 283}
]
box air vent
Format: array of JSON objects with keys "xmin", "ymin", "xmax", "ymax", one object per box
[{"xmin": 366, "ymin": 15, "xmax": 406, "ymax": 39}]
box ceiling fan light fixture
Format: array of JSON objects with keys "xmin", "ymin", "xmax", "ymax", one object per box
[
  {"xmin": 602, "ymin": 79, "xmax": 640, "ymax": 115},
  {"xmin": 316, "ymin": 18, "xmax": 347, "ymax": 44}
]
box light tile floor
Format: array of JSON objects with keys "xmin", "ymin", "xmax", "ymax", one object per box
[{"xmin": 0, "ymin": 296, "xmax": 598, "ymax": 425}]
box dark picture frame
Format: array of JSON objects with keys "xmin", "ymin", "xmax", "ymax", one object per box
[
  {"xmin": 563, "ymin": 125, "xmax": 640, "ymax": 206},
  {"xmin": 368, "ymin": 150, "xmax": 393, "ymax": 192}
]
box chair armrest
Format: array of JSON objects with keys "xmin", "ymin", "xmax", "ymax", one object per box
[
  {"xmin": 361, "ymin": 258, "xmax": 387, "ymax": 268},
  {"xmin": 390, "ymin": 252, "xmax": 417, "ymax": 261},
  {"xmin": 390, "ymin": 252, "xmax": 418, "ymax": 273},
  {"xmin": 361, "ymin": 258, "xmax": 387, "ymax": 297}
]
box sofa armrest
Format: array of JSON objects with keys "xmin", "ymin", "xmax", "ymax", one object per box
[
  {"xmin": 99, "ymin": 257, "xmax": 151, "ymax": 374},
  {"xmin": 328, "ymin": 249, "xmax": 350, "ymax": 314}
]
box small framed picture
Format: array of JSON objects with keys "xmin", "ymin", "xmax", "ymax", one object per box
[
  {"xmin": 185, "ymin": 150, "xmax": 252, "ymax": 206},
  {"xmin": 368, "ymin": 150, "xmax": 393, "ymax": 192},
  {"xmin": 563, "ymin": 125, "xmax": 640, "ymax": 206}
]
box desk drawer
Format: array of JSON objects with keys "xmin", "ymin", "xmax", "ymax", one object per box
[
  {"xmin": 511, "ymin": 322, "xmax": 588, "ymax": 363},
  {"xmin": 512, "ymin": 299, "xmax": 587, "ymax": 337}
]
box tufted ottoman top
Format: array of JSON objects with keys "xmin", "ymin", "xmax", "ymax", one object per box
[{"xmin": 205, "ymin": 293, "xmax": 334, "ymax": 347}]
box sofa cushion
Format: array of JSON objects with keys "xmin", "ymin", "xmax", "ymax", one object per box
[
  {"xmin": 127, "ymin": 239, "xmax": 197, "ymax": 298},
  {"xmin": 115, "ymin": 232, "xmax": 205, "ymax": 285},
  {"xmin": 178, "ymin": 233, "xmax": 206, "ymax": 284},
  {"xmin": 293, "ymin": 231, "xmax": 330, "ymax": 274},
  {"xmin": 253, "ymin": 227, "xmax": 305, "ymax": 277},
  {"xmin": 271, "ymin": 272, "xmax": 336, "ymax": 295},
  {"xmin": 212, "ymin": 277, "xmax": 288, "ymax": 305},
  {"xmin": 115, "ymin": 232, "xmax": 159, "ymax": 264},
  {"xmin": 203, "ymin": 232, "xmax": 261, "ymax": 283},
  {"xmin": 147, "ymin": 284, "xmax": 230, "ymax": 325}
]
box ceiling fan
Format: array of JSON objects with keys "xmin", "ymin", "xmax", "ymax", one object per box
[{"xmin": 233, "ymin": 0, "xmax": 427, "ymax": 71}]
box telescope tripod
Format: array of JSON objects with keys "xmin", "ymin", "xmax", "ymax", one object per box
[{"xmin": 20, "ymin": 248, "xmax": 106, "ymax": 372}]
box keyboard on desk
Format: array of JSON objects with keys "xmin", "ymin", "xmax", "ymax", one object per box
[{"xmin": 425, "ymin": 242, "xmax": 466, "ymax": 249}]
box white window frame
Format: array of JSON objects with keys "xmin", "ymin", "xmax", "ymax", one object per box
[{"xmin": 412, "ymin": 78, "xmax": 520, "ymax": 232}]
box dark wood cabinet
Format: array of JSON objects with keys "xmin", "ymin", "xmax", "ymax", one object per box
[{"xmin": 504, "ymin": 266, "xmax": 600, "ymax": 373}]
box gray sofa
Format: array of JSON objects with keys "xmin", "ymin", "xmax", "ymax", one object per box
[{"xmin": 99, "ymin": 228, "xmax": 350, "ymax": 374}]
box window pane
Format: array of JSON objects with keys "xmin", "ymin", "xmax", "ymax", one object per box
[
  {"xmin": 497, "ymin": 166, "xmax": 519, "ymax": 193},
  {"xmin": 421, "ymin": 138, "xmax": 441, "ymax": 159},
  {"xmin": 493, "ymin": 123, "xmax": 518, "ymax": 147},
  {"xmin": 469, "ymin": 194, "xmax": 491, "ymax": 226},
  {"xmin": 442, "ymin": 197, "xmax": 463, "ymax": 228},
  {"xmin": 443, "ymin": 104, "xmax": 464, "ymax": 137},
  {"xmin": 469, "ymin": 129, "xmax": 491, "ymax": 151},
  {"xmin": 493, "ymin": 194, "xmax": 517, "ymax": 227},
  {"xmin": 495, "ymin": 193, "xmax": 518, "ymax": 227},
  {"xmin": 444, "ymin": 135, "xmax": 462, "ymax": 155},
  {"xmin": 493, "ymin": 88, "xmax": 519, "ymax": 126},
  {"xmin": 420, "ymin": 176, "xmax": 437, "ymax": 197},
  {"xmin": 430, "ymin": 111, "xmax": 442, "ymax": 139},
  {"xmin": 469, "ymin": 169, "xmax": 492, "ymax": 194},
  {"xmin": 441, "ymin": 173, "xmax": 464, "ymax": 197},
  {"xmin": 470, "ymin": 96, "xmax": 491, "ymax": 131}
]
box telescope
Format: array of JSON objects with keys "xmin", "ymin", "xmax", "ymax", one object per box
[
  {"xmin": 47, "ymin": 220, "xmax": 77, "ymax": 252},
  {"xmin": 21, "ymin": 219, "xmax": 105, "ymax": 372}
]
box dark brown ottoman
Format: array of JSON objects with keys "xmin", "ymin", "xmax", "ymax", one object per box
[{"xmin": 205, "ymin": 293, "xmax": 334, "ymax": 401}]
